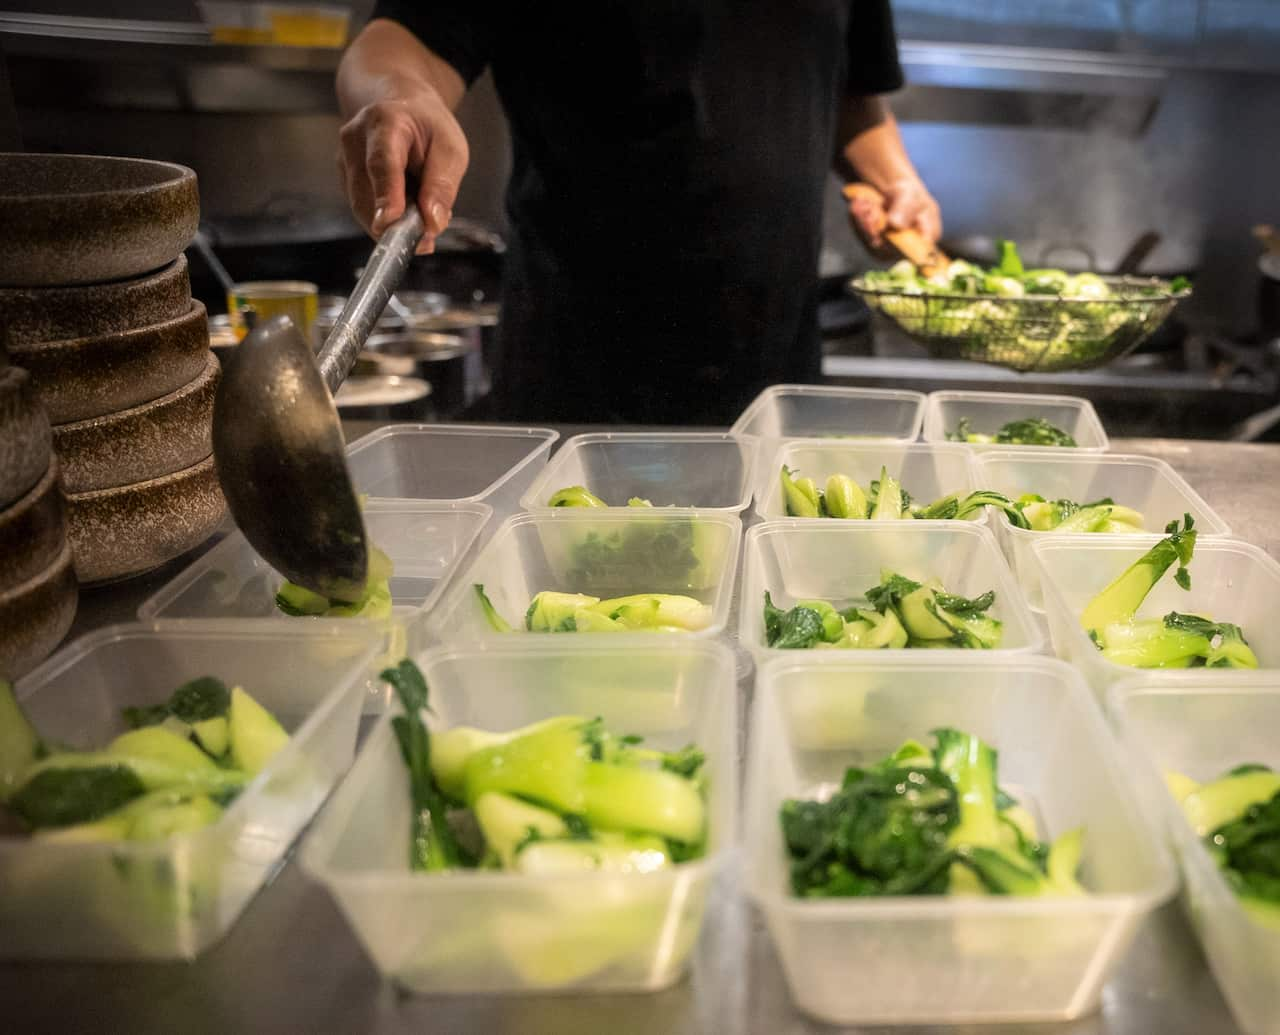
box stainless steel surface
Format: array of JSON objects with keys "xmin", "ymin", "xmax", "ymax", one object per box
[{"xmin": 5, "ymin": 424, "xmax": 1276, "ymax": 1035}]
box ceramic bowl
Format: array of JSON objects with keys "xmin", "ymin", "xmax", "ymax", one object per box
[
  {"xmin": 0, "ymin": 154, "xmax": 199, "ymax": 287},
  {"xmin": 10, "ymin": 302, "xmax": 209, "ymax": 424},
  {"xmin": 0, "ymin": 460, "xmax": 67, "ymax": 594},
  {"xmin": 0, "ymin": 364, "xmax": 53, "ymax": 509},
  {"xmin": 0, "ymin": 539, "xmax": 76, "ymax": 679},
  {"xmin": 65, "ymin": 453, "xmax": 225, "ymax": 584},
  {"xmin": 0, "ymin": 255, "xmax": 192, "ymax": 349},
  {"xmin": 53, "ymin": 353, "xmax": 219, "ymax": 494}
]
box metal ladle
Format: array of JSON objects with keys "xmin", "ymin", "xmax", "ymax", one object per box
[{"xmin": 212, "ymin": 208, "xmax": 424, "ymax": 602}]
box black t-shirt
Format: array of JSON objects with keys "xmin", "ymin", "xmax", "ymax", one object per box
[{"xmin": 372, "ymin": 0, "xmax": 903, "ymax": 422}]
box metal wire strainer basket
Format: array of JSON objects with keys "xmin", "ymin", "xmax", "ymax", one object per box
[{"xmin": 850, "ymin": 275, "xmax": 1190, "ymax": 373}]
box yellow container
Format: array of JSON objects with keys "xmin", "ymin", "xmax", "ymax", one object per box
[
  {"xmin": 266, "ymin": 5, "xmax": 351, "ymax": 47},
  {"xmin": 226, "ymin": 280, "xmax": 319, "ymax": 345}
]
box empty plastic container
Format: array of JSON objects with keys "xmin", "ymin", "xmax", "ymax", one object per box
[
  {"xmin": 1035, "ymin": 537, "xmax": 1280, "ymax": 698},
  {"xmin": 429, "ymin": 510, "xmax": 742, "ymax": 642},
  {"xmin": 301, "ymin": 639, "xmax": 737, "ymax": 994},
  {"xmin": 924, "ymin": 391, "xmax": 1109, "ymax": 452},
  {"xmin": 344, "ymin": 424, "xmax": 557, "ymax": 522},
  {"xmin": 973, "ymin": 451, "xmax": 1230, "ymax": 610},
  {"xmin": 521, "ymin": 432, "xmax": 756, "ymax": 514},
  {"xmin": 746, "ymin": 654, "xmax": 1176, "ymax": 1025},
  {"xmin": 1112, "ymin": 676, "xmax": 1280, "ymax": 1035},
  {"xmin": 138, "ymin": 500, "xmax": 490, "ymax": 657},
  {"xmin": 740, "ymin": 520, "xmax": 1042, "ymax": 657},
  {"xmin": 0, "ymin": 622, "xmax": 383, "ymax": 959},
  {"xmin": 754, "ymin": 440, "xmax": 980, "ymax": 522}
]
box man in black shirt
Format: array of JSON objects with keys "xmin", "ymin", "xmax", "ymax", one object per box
[{"xmin": 337, "ymin": 2, "xmax": 940, "ymax": 423}]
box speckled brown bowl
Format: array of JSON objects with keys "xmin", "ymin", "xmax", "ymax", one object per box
[
  {"xmin": 53, "ymin": 352, "xmax": 219, "ymax": 494},
  {"xmin": 0, "ymin": 460, "xmax": 67, "ymax": 594},
  {"xmin": 0, "ymin": 255, "xmax": 192, "ymax": 349},
  {"xmin": 0, "ymin": 364, "xmax": 53, "ymax": 509},
  {"xmin": 10, "ymin": 301, "xmax": 209, "ymax": 424},
  {"xmin": 66, "ymin": 453, "xmax": 226, "ymax": 584},
  {"xmin": 0, "ymin": 538, "xmax": 76, "ymax": 679},
  {"xmin": 0, "ymin": 154, "xmax": 199, "ymax": 288}
]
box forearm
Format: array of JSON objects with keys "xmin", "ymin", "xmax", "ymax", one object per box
[
  {"xmin": 834, "ymin": 96, "xmax": 919, "ymax": 191},
  {"xmin": 337, "ymin": 18, "xmax": 465, "ymax": 117}
]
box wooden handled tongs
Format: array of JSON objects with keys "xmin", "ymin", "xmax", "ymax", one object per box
[{"xmin": 843, "ymin": 182, "xmax": 949, "ymax": 277}]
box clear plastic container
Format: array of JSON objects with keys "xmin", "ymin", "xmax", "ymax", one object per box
[
  {"xmin": 754, "ymin": 440, "xmax": 980, "ymax": 522},
  {"xmin": 745, "ymin": 653, "xmax": 1176, "ymax": 1025},
  {"xmin": 0, "ymin": 622, "xmax": 383, "ymax": 960},
  {"xmin": 973, "ymin": 451, "xmax": 1231, "ymax": 611},
  {"xmin": 1035, "ymin": 537, "xmax": 1280, "ymax": 699},
  {"xmin": 731, "ymin": 384, "xmax": 926, "ymax": 502},
  {"xmin": 428, "ymin": 511, "xmax": 743, "ymax": 643},
  {"xmin": 1112, "ymin": 676, "xmax": 1280, "ymax": 1035},
  {"xmin": 344, "ymin": 424, "xmax": 557, "ymax": 524},
  {"xmin": 301, "ymin": 640, "xmax": 737, "ymax": 995},
  {"xmin": 520, "ymin": 432, "xmax": 756, "ymax": 514},
  {"xmin": 730, "ymin": 383, "xmax": 926, "ymax": 442},
  {"xmin": 137, "ymin": 500, "xmax": 490, "ymax": 657},
  {"xmin": 924, "ymin": 391, "xmax": 1109, "ymax": 452},
  {"xmin": 739, "ymin": 520, "xmax": 1042, "ymax": 658}
]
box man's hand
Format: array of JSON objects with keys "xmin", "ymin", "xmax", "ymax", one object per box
[
  {"xmin": 847, "ymin": 176, "xmax": 942, "ymax": 256},
  {"xmin": 338, "ymin": 84, "xmax": 469, "ymax": 255}
]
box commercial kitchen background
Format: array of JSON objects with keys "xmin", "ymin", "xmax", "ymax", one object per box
[{"xmin": 3, "ymin": 0, "xmax": 1279, "ymax": 435}]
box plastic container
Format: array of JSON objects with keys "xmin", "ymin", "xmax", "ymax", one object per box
[
  {"xmin": 429, "ymin": 510, "xmax": 743, "ymax": 643},
  {"xmin": 520, "ymin": 432, "xmax": 756, "ymax": 514},
  {"xmin": 263, "ymin": 3, "xmax": 350, "ymax": 46},
  {"xmin": 0, "ymin": 622, "xmax": 383, "ymax": 960},
  {"xmin": 924, "ymin": 391, "xmax": 1109, "ymax": 452},
  {"xmin": 1111, "ymin": 675, "xmax": 1280, "ymax": 1035},
  {"xmin": 754, "ymin": 440, "xmax": 980, "ymax": 522},
  {"xmin": 745, "ymin": 654, "xmax": 1176, "ymax": 1025},
  {"xmin": 301, "ymin": 640, "xmax": 737, "ymax": 994},
  {"xmin": 731, "ymin": 384, "xmax": 926, "ymax": 501},
  {"xmin": 731, "ymin": 383, "xmax": 926, "ymax": 442},
  {"xmin": 137, "ymin": 500, "xmax": 490, "ymax": 657},
  {"xmin": 739, "ymin": 520, "xmax": 1043, "ymax": 658},
  {"xmin": 973, "ymin": 451, "xmax": 1231, "ymax": 611},
  {"xmin": 197, "ymin": 1, "xmax": 272, "ymax": 44},
  {"xmin": 344, "ymin": 424, "xmax": 557, "ymax": 524},
  {"xmin": 1035, "ymin": 537, "xmax": 1280, "ymax": 699}
]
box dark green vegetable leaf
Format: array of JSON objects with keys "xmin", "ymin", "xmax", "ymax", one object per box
[
  {"xmin": 762, "ymin": 595, "xmax": 827, "ymax": 649},
  {"xmin": 993, "ymin": 418, "xmax": 1077, "ymax": 448},
  {"xmin": 10, "ymin": 765, "xmax": 146, "ymax": 829},
  {"xmin": 122, "ymin": 676, "xmax": 230, "ymax": 728},
  {"xmin": 1210, "ymin": 790, "xmax": 1280, "ymax": 906},
  {"xmin": 382, "ymin": 661, "xmax": 470, "ymax": 871},
  {"xmin": 864, "ymin": 574, "xmax": 922, "ymax": 614}
]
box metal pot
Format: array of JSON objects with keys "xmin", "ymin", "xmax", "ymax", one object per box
[
  {"xmin": 361, "ymin": 330, "xmax": 484, "ymax": 418},
  {"xmin": 333, "ymin": 375, "xmax": 433, "ymax": 421}
]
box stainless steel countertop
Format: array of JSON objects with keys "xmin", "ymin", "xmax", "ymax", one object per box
[{"xmin": 4, "ymin": 429, "xmax": 1277, "ymax": 1035}]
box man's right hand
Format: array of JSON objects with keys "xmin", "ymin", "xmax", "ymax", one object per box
[{"xmin": 337, "ymin": 81, "xmax": 470, "ymax": 255}]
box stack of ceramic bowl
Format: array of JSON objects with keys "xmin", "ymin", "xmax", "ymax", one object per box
[
  {"xmin": 0, "ymin": 346, "xmax": 75, "ymax": 677},
  {"xmin": 0, "ymin": 153, "xmax": 226, "ymax": 585}
]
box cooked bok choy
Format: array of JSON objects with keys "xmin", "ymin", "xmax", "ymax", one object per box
[
  {"xmin": 1080, "ymin": 515, "xmax": 1258, "ymax": 669},
  {"xmin": 947, "ymin": 416, "xmax": 1078, "ymax": 448},
  {"xmin": 475, "ymin": 584, "xmax": 712, "ymax": 634},
  {"xmin": 0, "ymin": 676, "xmax": 289, "ymax": 841},
  {"xmin": 762, "ymin": 570, "xmax": 1002, "ymax": 650},
  {"xmin": 779, "ymin": 465, "xmax": 1029, "ymax": 527},
  {"xmin": 380, "ymin": 659, "xmax": 709, "ymax": 875},
  {"xmin": 781, "ymin": 727, "xmax": 1084, "ymax": 898},
  {"xmin": 1166, "ymin": 764, "xmax": 1280, "ymax": 930}
]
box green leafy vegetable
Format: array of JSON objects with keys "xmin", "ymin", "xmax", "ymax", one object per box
[
  {"xmin": 781, "ymin": 728, "xmax": 1084, "ymax": 898},
  {"xmin": 122, "ymin": 676, "xmax": 231, "ymax": 729}
]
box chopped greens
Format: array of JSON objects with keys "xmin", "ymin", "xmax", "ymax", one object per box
[
  {"xmin": 475, "ymin": 585, "xmax": 712, "ymax": 634},
  {"xmin": 762, "ymin": 570, "xmax": 1002, "ymax": 651},
  {"xmin": 947, "ymin": 416, "xmax": 1078, "ymax": 448},
  {"xmin": 782, "ymin": 727, "xmax": 1084, "ymax": 898}
]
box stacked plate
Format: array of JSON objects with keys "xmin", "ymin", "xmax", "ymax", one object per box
[
  {"xmin": 0, "ymin": 154, "xmax": 225, "ymax": 584},
  {"xmin": 0, "ymin": 347, "xmax": 75, "ymax": 677}
]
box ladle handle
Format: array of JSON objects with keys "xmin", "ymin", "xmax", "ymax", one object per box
[{"xmin": 316, "ymin": 207, "xmax": 425, "ymax": 395}]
